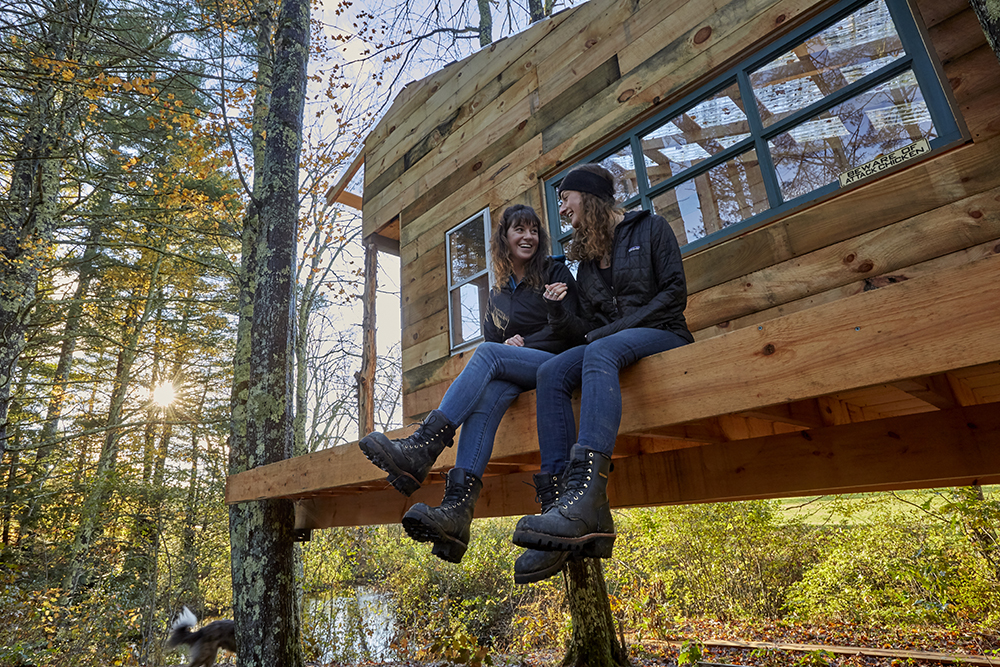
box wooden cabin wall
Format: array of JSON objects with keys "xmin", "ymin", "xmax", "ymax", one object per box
[{"xmin": 359, "ymin": 0, "xmax": 1000, "ymax": 423}]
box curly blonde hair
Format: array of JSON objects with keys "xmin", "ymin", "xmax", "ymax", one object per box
[
  {"xmin": 561, "ymin": 164, "xmax": 623, "ymax": 263},
  {"xmin": 489, "ymin": 204, "xmax": 550, "ymax": 290}
]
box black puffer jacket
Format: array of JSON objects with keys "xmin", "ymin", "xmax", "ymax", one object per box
[
  {"xmin": 548, "ymin": 210, "xmax": 693, "ymax": 344},
  {"xmin": 482, "ymin": 258, "xmax": 582, "ymax": 353}
]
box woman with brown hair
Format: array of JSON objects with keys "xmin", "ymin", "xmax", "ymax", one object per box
[
  {"xmin": 512, "ymin": 164, "xmax": 693, "ymax": 583},
  {"xmin": 359, "ymin": 204, "xmax": 581, "ymax": 564}
]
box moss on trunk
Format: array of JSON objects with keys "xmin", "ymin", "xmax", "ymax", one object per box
[{"xmin": 562, "ymin": 558, "xmax": 631, "ymax": 667}]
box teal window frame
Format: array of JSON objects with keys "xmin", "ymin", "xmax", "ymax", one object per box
[{"xmin": 545, "ymin": 0, "xmax": 965, "ymax": 255}]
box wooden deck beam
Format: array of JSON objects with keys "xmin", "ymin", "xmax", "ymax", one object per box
[
  {"xmin": 226, "ymin": 253, "xmax": 1000, "ymax": 527},
  {"xmin": 294, "ymin": 401, "xmax": 1000, "ymax": 528}
]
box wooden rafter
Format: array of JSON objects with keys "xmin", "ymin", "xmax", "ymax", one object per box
[{"xmin": 324, "ymin": 148, "xmax": 365, "ymax": 210}]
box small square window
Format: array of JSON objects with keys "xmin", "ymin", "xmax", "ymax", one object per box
[{"xmin": 446, "ymin": 208, "xmax": 492, "ymax": 350}]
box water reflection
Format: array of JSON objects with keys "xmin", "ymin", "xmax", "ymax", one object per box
[{"xmin": 303, "ymin": 587, "xmax": 397, "ymax": 663}]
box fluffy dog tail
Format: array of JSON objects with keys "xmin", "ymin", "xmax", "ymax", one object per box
[{"xmin": 167, "ymin": 606, "xmax": 199, "ymax": 649}]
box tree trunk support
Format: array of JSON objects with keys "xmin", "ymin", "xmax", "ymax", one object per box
[{"xmin": 563, "ymin": 558, "xmax": 631, "ymax": 667}]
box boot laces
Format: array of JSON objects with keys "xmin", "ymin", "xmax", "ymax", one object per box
[
  {"xmin": 401, "ymin": 421, "xmax": 441, "ymax": 451},
  {"xmin": 441, "ymin": 476, "xmax": 472, "ymax": 508},
  {"xmin": 558, "ymin": 453, "xmax": 594, "ymax": 509},
  {"xmin": 535, "ymin": 475, "xmax": 560, "ymax": 508}
]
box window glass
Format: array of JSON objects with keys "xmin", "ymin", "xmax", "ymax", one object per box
[
  {"xmin": 651, "ymin": 149, "xmax": 768, "ymax": 246},
  {"xmin": 642, "ymin": 80, "xmax": 751, "ymax": 187},
  {"xmin": 750, "ymin": 0, "xmax": 905, "ymax": 127},
  {"xmin": 446, "ymin": 209, "xmax": 491, "ymax": 349},
  {"xmin": 448, "ymin": 217, "xmax": 487, "ymax": 282},
  {"xmin": 554, "ymin": 147, "xmax": 639, "ymax": 235},
  {"xmin": 545, "ymin": 0, "xmax": 962, "ymax": 255},
  {"xmin": 597, "ymin": 146, "xmax": 643, "ymax": 201},
  {"xmin": 768, "ymin": 68, "xmax": 936, "ymax": 201},
  {"xmin": 450, "ymin": 276, "xmax": 490, "ymax": 347}
]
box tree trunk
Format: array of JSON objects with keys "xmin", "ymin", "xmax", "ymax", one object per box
[
  {"xmin": 528, "ymin": 0, "xmax": 545, "ymax": 23},
  {"xmin": 476, "ymin": 0, "xmax": 493, "ymax": 46},
  {"xmin": 969, "ymin": 0, "xmax": 1000, "ymax": 63},
  {"xmin": 357, "ymin": 241, "xmax": 378, "ymax": 438},
  {"xmin": 0, "ymin": 104, "xmax": 61, "ymax": 462},
  {"xmin": 2, "ymin": 431, "xmax": 18, "ymax": 545},
  {"xmin": 227, "ymin": 0, "xmax": 309, "ymax": 661},
  {"xmin": 562, "ymin": 559, "xmax": 631, "ymax": 667},
  {"xmin": 18, "ymin": 223, "xmax": 103, "ymax": 531},
  {"xmin": 64, "ymin": 242, "xmax": 166, "ymax": 597},
  {"xmin": 180, "ymin": 428, "xmax": 202, "ymax": 603}
]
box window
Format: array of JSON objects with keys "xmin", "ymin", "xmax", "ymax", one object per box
[
  {"xmin": 446, "ymin": 208, "xmax": 492, "ymax": 350},
  {"xmin": 546, "ymin": 0, "xmax": 964, "ymax": 254}
]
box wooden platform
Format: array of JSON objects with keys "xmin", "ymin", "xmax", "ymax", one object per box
[{"xmin": 225, "ymin": 251, "xmax": 1000, "ymax": 528}]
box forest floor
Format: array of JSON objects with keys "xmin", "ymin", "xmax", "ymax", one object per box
[
  {"xmin": 199, "ymin": 620, "xmax": 1000, "ymax": 667},
  {"xmin": 317, "ymin": 619, "xmax": 1000, "ymax": 667}
]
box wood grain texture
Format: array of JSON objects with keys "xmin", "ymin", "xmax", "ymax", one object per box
[
  {"xmin": 290, "ymin": 402, "xmax": 1000, "ymax": 527},
  {"xmin": 228, "ymin": 254, "xmax": 1000, "ymax": 506}
]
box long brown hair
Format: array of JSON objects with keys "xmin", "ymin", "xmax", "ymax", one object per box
[
  {"xmin": 489, "ymin": 204, "xmax": 550, "ymax": 290},
  {"xmin": 562, "ymin": 164, "xmax": 624, "ymax": 263}
]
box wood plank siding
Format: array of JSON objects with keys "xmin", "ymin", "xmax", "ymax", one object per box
[{"xmin": 225, "ymin": 0, "xmax": 1000, "ymax": 527}]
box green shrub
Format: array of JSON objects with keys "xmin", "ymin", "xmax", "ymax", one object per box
[
  {"xmin": 786, "ymin": 491, "xmax": 1000, "ymax": 629},
  {"xmin": 606, "ymin": 501, "xmax": 815, "ymax": 622}
]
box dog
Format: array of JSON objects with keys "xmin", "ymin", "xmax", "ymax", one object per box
[{"xmin": 167, "ymin": 606, "xmax": 237, "ymax": 667}]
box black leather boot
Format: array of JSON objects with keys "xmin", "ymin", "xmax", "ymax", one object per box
[
  {"xmin": 402, "ymin": 468, "xmax": 482, "ymax": 563},
  {"xmin": 514, "ymin": 472, "xmax": 571, "ymax": 584},
  {"xmin": 512, "ymin": 445, "xmax": 615, "ymax": 556},
  {"xmin": 358, "ymin": 409, "xmax": 455, "ymax": 496}
]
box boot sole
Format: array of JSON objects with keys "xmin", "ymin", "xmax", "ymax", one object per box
[
  {"xmin": 512, "ymin": 529, "xmax": 615, "ymax": 558},
  {"xmin": 358, "ymin": 434, "xmax": 422, "ymax": 496},
  {"xmin": 402, "ymin": 508, "xmax": 468, "ymax": 564},
  {"xmin": 514, "ymin": 550, "xmax": 570, "ymax": 585}
]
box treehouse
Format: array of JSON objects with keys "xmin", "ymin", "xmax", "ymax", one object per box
[{"xmin": 226, "ymin": 0, "xmax": 1000, "ymax": 531}]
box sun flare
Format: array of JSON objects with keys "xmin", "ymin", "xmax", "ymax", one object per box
[{"xmin": 151, "ymin": 383, "xmax": 176, "ymax": 407}]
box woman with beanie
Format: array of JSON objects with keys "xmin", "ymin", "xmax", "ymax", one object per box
[{"xmin": 512, "ymin": 164, "xmax": 693, "ymax": 583}]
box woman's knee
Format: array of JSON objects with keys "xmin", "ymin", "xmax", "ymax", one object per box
[
  {"xmin": 537, "ymin": 355, "xmax": 582, "ymax": 395},
  {"xmin": 468, "ymin": 341, "xmax": 504, "ymax": 370},
  {"xmin": 582, "ymin": 337, "xmax": 627, "ymax": 371}
]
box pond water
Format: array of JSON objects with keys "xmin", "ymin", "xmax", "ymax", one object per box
[{"xmin": 303, "ymin": 586, "xmax": 399, "ymax": 663}]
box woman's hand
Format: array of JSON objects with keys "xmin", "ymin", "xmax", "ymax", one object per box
[
  {"xmin": 544, "ymin": 282, "xmax": 568, "ymax": 301},
  {"xmin": 505, "ymin": 334, "xmax": 525, "ymax": 346}
]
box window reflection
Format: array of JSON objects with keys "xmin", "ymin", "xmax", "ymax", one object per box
[
  {"xmin": 546, "ymin": 0, "xmax": 960, "ymax": 255},
  {"xmin": 599, "ymin": 146, "xmax": 642, "ymax": 201},
  {"xmin": 448, "ymin": 217, "xmax": 487, "ymax": 283},
  {"xmin": 450, "ymin": 275, "xmax": 490, "ymax": 347},
  {"xmin": 447, "ymin": 209, "xmax": 491, "ymax": 349},
  {"xmin": 652, "ymin": 150, "xmax": 768, "ymax": 246},
  {"xmin": 642, "ymin": 81, "xmax": 750, "ymax": 187},
  {"xmin": 769, "ymin": 69, "xmax": 936, "ymax": 201},
  {"xmin": 750, "ymin": 0, "xmax": 905, "ymax": 126},
  {"xmin": 556, "ymin": 147, "xmax": 639, "ymax": 232}
]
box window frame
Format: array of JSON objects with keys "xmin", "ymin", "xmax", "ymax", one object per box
[
  {"xmin": 445, "ymin": 207, "xmax": 493, "ymax": 351},
  {"xmin": 545, "ymin": 0, "xmax": 966, "ymax": 256}
]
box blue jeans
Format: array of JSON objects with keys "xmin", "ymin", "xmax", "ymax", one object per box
[
  {"xmin": 535, "ymin": 328, "xmax": 690, "ymax": 474},
  {"xmin": 438, "ymin": 342, "xmax": 555, "ymax": 477}
]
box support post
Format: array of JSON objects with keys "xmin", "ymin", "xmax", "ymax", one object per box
[
  {"xmin": 562, "ymin": 559, "xmax": 631, "ymax": 666},
  {"xmin": 357, "ymin": 240, "xmax": 378, "ymax": 438}
]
